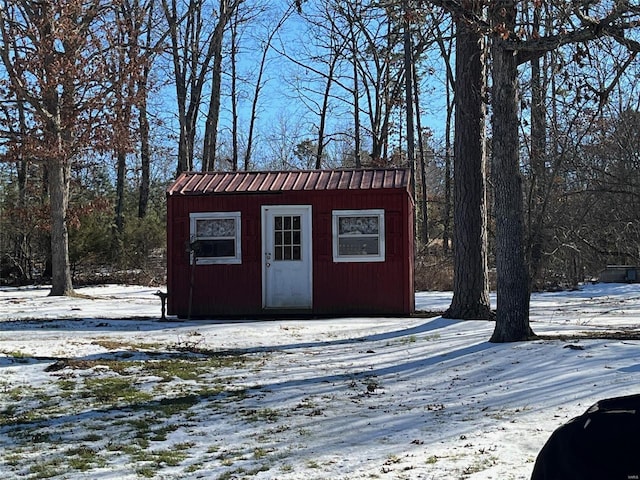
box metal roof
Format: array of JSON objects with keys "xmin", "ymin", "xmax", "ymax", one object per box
[{"xmin": 167, "ymin": 168, "xmax": 411, "ymax": 196}]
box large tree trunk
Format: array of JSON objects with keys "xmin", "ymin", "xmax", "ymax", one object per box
[
  {"xmin": 444, "ymin": 11, "xmax": 492, "ymax": 320},
  {"xmin": 48, "ymin": 158, "xmax": 74, "ymax": 296},
  {"xmin": 489, "ymin": 1, "xmax": 533, "ymax": 342}
]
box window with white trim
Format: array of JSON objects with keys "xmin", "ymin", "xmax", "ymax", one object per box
[
  {"xmin": 189, "ymin": 212, "xmax": 241, "ymax": 264},
  {"xmin": 332, "ymin": 209, "xmax": 385, "ymax": 262}
]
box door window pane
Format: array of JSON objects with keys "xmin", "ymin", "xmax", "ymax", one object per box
[{"xmin": 274, "ymin": 215, "xmax": 302, "ymax": 261}]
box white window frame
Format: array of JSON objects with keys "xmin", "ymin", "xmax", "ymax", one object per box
[
  {"xmin": 189, "ymin": 212, "xmax": 242, "ymax": 265},
  {"xmin": 332, "ymin": 209, "xmax": 385, "ymax": 263}
]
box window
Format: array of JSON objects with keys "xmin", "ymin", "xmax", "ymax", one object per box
[
  {"xmin": 189, "ymin": 212, "xmax": 241, "ymax": 264},
  {"xmin": 273, "ymin": 214, "xmax": 302, "ymax": 261},
  {"xmin": 332, "ymin": 209, "xmax": 385, "ymax": 262}
]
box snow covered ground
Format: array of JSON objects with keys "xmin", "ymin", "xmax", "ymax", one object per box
[{"xmin": 1, "ymin": 283, "xmax": 639, "ymax": 479}]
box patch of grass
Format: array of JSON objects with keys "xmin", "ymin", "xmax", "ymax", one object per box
[
  {"xmin": 29, "ymin": 456, "xmax": 64, "ymax": 479},
  {"xmin": 90, "ymin": 339, "xmax": 162, "ymax": 351},
  {"xmin": 0, "ymin": 404, "xmax": 18, "ymax": 421},
  {"xmin": 130, "ymin": 444, "xmax": 192, "ymax": 477},
  {"xmin": 461, "ymin": 454, "xmax": 498, "ymax": 475},
  {"xmin": 30, "ymin": 431, "xmax": 53, "ymax": 443},
  {"xmin": 149, "ymin": 423, "xmax": 179, "ymax": 442},
  {"xmin": 2, "ymin": 402, "xmax": 60, "ymax": 428},
  {"xmin": 3, "ymin": 452, "xmax": 23, "ymax": 466},
  {"xmin": 152, "ymin": 447, "xmax": 189, "ymax": 466},
  {"xmin": 144, "ymin": 359, "xmax": 202, "ymax": 381},
  {"xmin": 83, "ymin": 376, "xmax": 153, "ymax": 404},
  {"xmin": 185, "ymin": 462, "xmax": 204, "ymax": 473},
  {"xmin": 384, "ymin": 454, "xmax": 401, "ymax": 465},
  {"xmin": 67, "ymin": 445, "xmax": 106, "ymax": 471},
  {"xmin": 253, "ymin": 447, "xmax": 271, "ymax": 459},
  {"xmin": 2, "ymin": 350, "xmax": 30, "ymax": 360},
  {"xmin": 135, "ymin": 465, "xmax": 157, "ymax": 478},
  {"xmin": 0, "ymin": 340, "xmax": 264, "ymax": 478},
  {"xmin": 57, "ymin": 379, "xmax": 77, "ymax": 396},
  {"xmin": 81, "ymin": 432, "xmax": 103, "ymax": 442},
  {"xmin": 154, "ymin": 394, "xmax": 200, "ymax": 415},
  {"xmin": 241, "ymin": 407, "xmax": 280, "ymax": 423},
  {"xmin": 216, "ymin": 447, "xmax": 246, "ymax": 465},
  {"xmin": 5, "ymin": 385, "xmax": 31, "ymax": 401},
  {"xmin": 246, "ymin": 464, "xmax": 271, "ymax": 475}
]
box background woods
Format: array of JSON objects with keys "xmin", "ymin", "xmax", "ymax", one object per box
[{"xmin": 1, "ymin": 0, "xmax": 639, "ymax": 341}]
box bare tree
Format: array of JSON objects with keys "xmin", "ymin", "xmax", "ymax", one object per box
[
  {"xmin": 161, "ymin": 0, "xmax": 240, "ymax": 173},
  {"xmin": 424, "ymin": 0, "xmax": 640, "ymax": 341},
  {"xmin": 241, "ymin": 4, "xmax": 295, "ymax": 170},
  {"xmin": 201, "ymin": 0, "xmax": 242, "ymax": 171},
  {"xmin": 488, "ymin": 0, "xmax": 640, "ymax": 341},
  {"xmin": 0, "ymin": 0, "xmax": 122, "ymax": 296},
  {"xmin": 431, "ymin": 13, "xmax": 455, "ymax": 253},
  {"xmin": 110, "ymin": 1, "xmax": 145, "ymax": 241}
]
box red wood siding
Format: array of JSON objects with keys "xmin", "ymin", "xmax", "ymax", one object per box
[{"xmin": 167, "ymin": 169, "xmax": 414, "ymax": 317}]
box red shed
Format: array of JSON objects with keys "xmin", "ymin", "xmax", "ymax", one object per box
[{"xmin": 166, "ymin": 168, "xmax": 415, "ymax": 317}]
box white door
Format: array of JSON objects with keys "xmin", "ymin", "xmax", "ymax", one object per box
[{"xmin": 262, "ymin": 205, "xmax": 312, "ymax": 309}]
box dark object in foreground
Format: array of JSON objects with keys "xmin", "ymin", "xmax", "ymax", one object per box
[{"xmin": 531, "ymin": 394, "xmax": 640, "ymax": 480}]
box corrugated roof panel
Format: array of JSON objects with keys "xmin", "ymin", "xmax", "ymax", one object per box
[
  {"xmin": 349, "ymin": 170, "xmax": 364, "ymax": 190},
  {"xmin": 170, "ymin": 174, "xmax": 186, "ymax": 195},
  {"xmin": 190, "ymin": 173, "xmax": 208, "ymax": 193},
  {"xmin": 167, "ymin": 168, "xmax": 410, "ymax": 196},
  {"xmin": 207, "ymin": 173, "xmax": 228, "ymax": 193},
  {"xmin": 258, "ymin": 172, "xmax": 276, "ymax": 191},
  {"xmin": 303, "ymin": 171, "xmax": 319, "ymax": 190},
  {"xmin": 337, "ymin": 171, "xmax": 351, "ymax": 189},
  {"xmin": 234, "ymin": 172, "xmax": 254, "ymax": 192},
  {"xmin": 270, "ymin": 172, "xmax": 287, "ymax": 191},
  {"xmin": 314, "ymin": 171, "xmax": 331, "ymax": 190},
  {"xmin": 246, "ymin": 172, "xmax": 262, "ymax": 191},
  {"xmin": 294, "ymin": 171, "xmax": 309, "ymax": 190},
  {"xmin": 202, "ymin": 174, "xmax": 220, "ymax": 193}
]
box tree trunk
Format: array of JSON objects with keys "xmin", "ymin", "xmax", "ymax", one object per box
[
  {"xmin": 444, "ymin": 12, "xmax": 491, "ymax": 320},
  {"xmin": 315, "ymin": 58, "xmax": 335, "ymax": 169},
  {"xmin": 202, "ymin": 48, "xmax": 223, "ymax": 171},
  {"xmin": 403, "ymin": 4, "xmax": 416, "ymax": 201},
  {"xmin": 202, "ymin": 0, "xmax": 229, "ymax": 172},
  {"xmin": 443, "ymin": 89, "xmax": 453, "ymax": 254},
  {"xmin": 113, "ymin": 149, "xmax": 126, "ymax": 257},
  {"xmin": 527, "ymin": 5, "xmax": 547, "ymax": 290},
  {"xmin": 527, "ymin": 52, "xmax": 547, "ymax": 289},
  {"xmin": 489, "ymin": 0, "xmax": 533, "ymax": 341},
  {"xmin": 414, "ymin": 65, "xmax": 428, "ymax": 245},
  {"xmin": 138, "ymin": 79, "xmax": 151, "ymax": 219},
  {"xmin": 349, "ymin": 17, "xmax": 361, "ymax": 168},
  {"xmin": 48, "ymin": 158, "xmax": 74, "ymax": 296},
  {"xmin": 230, "ymin": 10, "xmax": 239, "ymax": 171}
]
